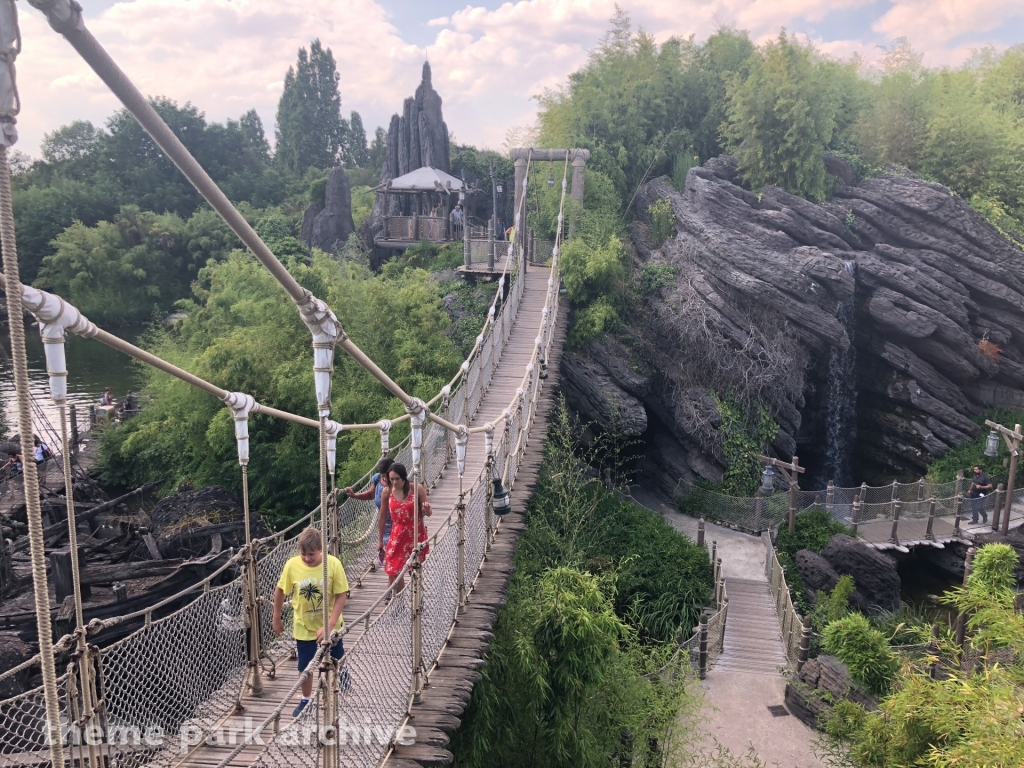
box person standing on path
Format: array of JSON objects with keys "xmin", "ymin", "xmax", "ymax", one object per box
[
  {"xmin": 272, "ymin": 527, "xmax": 349, "ymax": 718},
  {"xmin": 344, "ymin": 457, "xmax": 394, "ymax": 564},
  {"xmin": 378, "ymin": 462, "xmax": 431, "ymax": 598},
  {"xmin": 969, "ymin": 464, "xmax": 993, "ymax": 524}
]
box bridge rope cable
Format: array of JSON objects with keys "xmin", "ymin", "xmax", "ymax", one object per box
[{"xmin": 0, "ymin": 2, "xmax": 65, "ymax": 763}]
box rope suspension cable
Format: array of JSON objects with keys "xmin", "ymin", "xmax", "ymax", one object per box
[{"xmin": 0, "ymin": 2, "xmax": 65, "ymax": 762}]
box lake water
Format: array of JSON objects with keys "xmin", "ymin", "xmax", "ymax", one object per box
[{"xmin": 0, "ymin": 321, "xmax": 144, "ymax": 442}]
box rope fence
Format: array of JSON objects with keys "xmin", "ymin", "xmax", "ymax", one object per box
[
  {"xmin": 676, "ymin": 475, "xmax": 1024, "ymax": 541},
  {"xmin": 764, "ymin": 532, "xmax": 803, "ymax": 668}
]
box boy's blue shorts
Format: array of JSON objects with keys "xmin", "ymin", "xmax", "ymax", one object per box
[{"xmin": 296, "ymin": 638, "xmax": 344, "ymax": 673}]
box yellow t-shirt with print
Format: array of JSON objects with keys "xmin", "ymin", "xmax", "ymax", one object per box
[{"xmin": 276, "ymin": 554, "xmax": 349, "ymax": 641}]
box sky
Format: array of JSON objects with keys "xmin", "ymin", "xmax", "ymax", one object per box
[{"xmin": 14, "ymin": 0, "xmax": 1024, "ymax": 159}]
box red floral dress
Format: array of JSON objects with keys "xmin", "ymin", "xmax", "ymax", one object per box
[{"xmin": 385, "ymin": 491, "xmax": 429, "ymax": 577}]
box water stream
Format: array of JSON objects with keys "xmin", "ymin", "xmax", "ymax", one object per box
[
  {"xmin": 0, "ymin": 320, "xmax": 144, "ymax": 443},
  {"xmin": 822, "ymin": 262, "xmax": 858, "ymax": 486}
]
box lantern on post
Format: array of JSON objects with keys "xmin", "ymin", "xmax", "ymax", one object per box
[
  {"xmin": 985, "ymin": 429, "xmax": 1000, "ymax": 457},
  {"xmin": 492, "ymin": 475, "xmax": 512, "ymax": 516},
  {"xmin": 760, "ymin": 466, "xmax": 776, "ymax": 495}
]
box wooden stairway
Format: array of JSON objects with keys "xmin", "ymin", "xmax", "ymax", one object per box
[{"xmin": 714, "ymin": 578, "xmax": 789, "ymax": 676}]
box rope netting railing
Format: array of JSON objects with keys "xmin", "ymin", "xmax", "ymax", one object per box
[
  {"xmin": 764, "ymin": 533, "xmax": 803, "ymax": 668},
  {"xmin": 677, "ymin": 475, "xmax": 1024, "ymax": 537}
]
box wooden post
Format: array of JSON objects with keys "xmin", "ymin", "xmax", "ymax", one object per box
[
  {"xmin": 69, "ymin": 404, "xmax": 78, "ymax": 454},
  {"xmin": 1003, "ymin": 424, "xmax": 1021, "ymax": 535},
  {"xmin": 697, "ymin": 517, "xmax": 705, "ymax": 547},
  {"xmin": 889, "ymin": 500, "xmax": 901, "ymax": 545},
  {"xmin": 826, "ymin": 481, "xmax": 835, "ymax": 517},
  {"xmin": 954, "ymin": 546, "xmax": 977, "ymax": 648},
  {"xmin": 50, "ymin": 546, "xmax": 90, "ymax": 604},
  {"xmin": 925, "ymin": 497, "xmax": 936, "ymax": 541},
  {"xmin": 797, "ymin": 614, "xmax": 813, "ymax": 673},
  {"xmin": 859, "ymin": 482, "xmax": 868, "ymax": 504},
  {"xmin": 788, "ymin": 455, "xmax": 800, "ymax": 535},
  {"xmin": 851, "ymin": 499, "xmax": 860, "ymax": 536},
  {"xmin": 53, "ymin": 595, "xmax": 75, "ymax": 640},
  {"xmin": 993, "ymin": 483, "xmax": 1004, "ymax": 532},
  {"xmin": 716, "ymin": 558, "xmax": 723, "ymax": 607},
  {"xmin": 889, "ymin": 480, "xmax": 898, "ymax": 519},
  {"xmin": 710, "ymin": 540, "xmax": 717, "ymax": 577},
  {"xmin": 88, "ymin": 404, "xmax": 96, "ymax": 425},
  {"xmin": 917, "ymin": 478, "xmax": 925, "ymax": 501},
  {"xmin": 697, "ymin": 617, "xmax": 708, "ymax": 680}
]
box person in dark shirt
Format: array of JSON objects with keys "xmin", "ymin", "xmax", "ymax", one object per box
[{"xmin": 968, "ymin": 464, "xmax": 993, "ymax": 524}]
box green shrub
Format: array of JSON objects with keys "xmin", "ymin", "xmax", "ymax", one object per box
[
  {"xmin": 648, "ymin": 197, "xmax": 675, "ymax": 246},
  {"xmin": 774, "ymin": 507, "xmax": 850, "ymax": 563},
  {"xmin": 969, "ymin": 542, "xmax": 1018, "ymax": 592},
  {"xmin": 636, "ymin": 263, "xmax": 677, "ymax": 296},
  {"xmin": 925, "ymin": 407, "xmax": 1024, "ymax": 484},
  {"xmin": 823, "ymin": 613, "xmax": 900, "ymax": 696}
]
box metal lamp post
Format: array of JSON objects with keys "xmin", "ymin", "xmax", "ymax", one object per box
[
  {"xmin": 489, "ymin": 159, "xmax": 498, "ymax": 271},
  {"xmin": 758, "ymin": 454, "xmax": 805, "ymax": 535},
  {"xmin": 984, "ymin": 419, "xmax": 1022, "ymax": 534}
]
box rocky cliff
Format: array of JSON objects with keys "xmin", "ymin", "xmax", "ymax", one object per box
[
  {"xmin": 301, "ymin": 167, "xmax": 355, "ymax": 253},
  {"xmin": 563, "ymin": 156, "xmax": 1024, "ymax": 493},
  {"xmin": 359, "ymin": 62, "xmax": 451, "ymax": 255}
]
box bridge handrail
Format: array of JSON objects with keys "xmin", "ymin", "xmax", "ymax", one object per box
[{"xmin": 764, "ymin": 532, "xmax": 803, "ymax": 668}]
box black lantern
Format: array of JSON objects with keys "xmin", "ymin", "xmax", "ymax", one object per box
[
  {"xmin": 760, "ymin": 466, "xmax": 776, "ymax": 494},
  {"xmin": 492, "ymin": 476, "xmax": 512, "ymax": 516},
  {"xmin": 496, "ymin": 181, "xmax": 503, "ymax": 194},
  {"xmin": 985, "ymin": 429, "xmax": 1000, "ymax": 458},
  {"xmin": 539, "ymin": 359, "xmax": 548, "ymax": 380}
]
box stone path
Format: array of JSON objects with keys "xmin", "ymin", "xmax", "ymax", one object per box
[{"xmin": 629, "ymin": 490, "xmax": 823, "ymax": 767}]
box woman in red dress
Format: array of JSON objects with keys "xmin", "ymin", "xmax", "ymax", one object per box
[{"xmin": 378, "ymin": 462, "xmax": 431, "ymax": 596}]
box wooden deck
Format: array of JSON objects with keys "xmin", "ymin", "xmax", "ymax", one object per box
[
  {"xmin": 857, "ymin": 508, "xmax": 1024, "ymax": 551},
  {"xmin": 714, "ymin": 579, "xmax": 788, "ymax": 676},
  {"xmin": 173, "ymin": 269, "xmax": 565, "ymax": 768}
]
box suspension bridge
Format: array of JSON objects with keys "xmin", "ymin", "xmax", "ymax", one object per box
[{"xmin": 0, "ymin": 2, "xmax": 585, "ymax": 766}]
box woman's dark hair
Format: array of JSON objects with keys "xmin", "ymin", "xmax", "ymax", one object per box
[
  {"xmin": 376, "ymin": 457, "xmax": 394, "ymax": 476},
  {"xmin": 388, "ymin": 463, "xmax": 411, "ymax": 495}
]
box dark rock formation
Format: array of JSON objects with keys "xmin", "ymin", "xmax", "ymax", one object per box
[
  {"xmin": 795, "ymin": 549, "xmax": 872, "ymax": 611},
  {"xmin": 362, "ymin": 62, "xmax": 451, "ymax": 256},
  {"xmin": 564, "ymin": 155, "xmax": 1024, "ymax": 485},
  {"xmin": 301, "ymin": 167, "xmax": 355, "ymax": 253},
  {"xmin": 794, "ymin": 550, "xmax": 840, "ymax": 600},
  {"xmin": 784, "ymin": 655, "xmax": 878, "ymax": 729},
  {"xmin": 822, "ymin": 534, "xmax": 901, "ymax": 611}
]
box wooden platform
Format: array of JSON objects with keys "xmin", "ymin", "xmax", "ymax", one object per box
[
  {"xmin": 172, "ymin": 269, "xmax": 566, "ymax": 768},
  {"xmin": 713, "ymin": 579, "xmax": 788, "ymax": 676}
]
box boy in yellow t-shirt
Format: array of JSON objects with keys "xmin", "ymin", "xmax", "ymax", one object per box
[{"xmin": 273, "ymin": 527, "xmax": 349, "ymax": 718}]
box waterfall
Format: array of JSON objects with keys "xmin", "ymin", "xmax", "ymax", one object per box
[{"xmin": 823, "ymin": 262, "xmax": 857, "ymax": 487}]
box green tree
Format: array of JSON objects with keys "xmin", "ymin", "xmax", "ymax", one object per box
[
  {"xmin": 275, "ymin": 39, "xmax": 346, "ymax": 174},
  {"xmin": 96, "ymin": 250, "xmax": 463, "ymax": 521},
  {"xmin": 40, "ymin": 120, "xmax": 99, "ymax": 164},
  {"xmin": 35, "ymin": 206, "xmax": 193, "ymax": 324},
  {"xmin": 368, "ymin": 125, "xmax": 387, "ymax": 172},
  {"xmin": 724, "ymin": 31, "xmax": 841, "ymax": 201},
  {"xmin": 346, "ymin": 111, "xmax": 370, "ymax": 168}
]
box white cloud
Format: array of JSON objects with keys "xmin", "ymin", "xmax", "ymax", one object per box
[{"xmin": 13, "ymin": 0, "xmax": 1024, "ymax": 159}]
